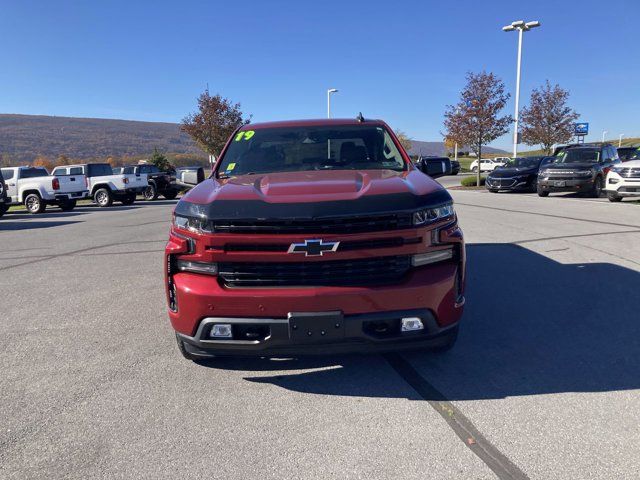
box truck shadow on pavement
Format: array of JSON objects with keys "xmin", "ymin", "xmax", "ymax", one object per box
[
  {"xmin": 0, "ymin": 220, "xmax": 82, "ymax": 231},
  {"xmin": 203, "ymin": 243, "xmax": 640, "ymax": 400},
  {"xmin": 4, "ymin": 211, "xmax": 88, "ymax": 218}
]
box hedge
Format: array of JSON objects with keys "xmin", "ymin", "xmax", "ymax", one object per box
[{"xmin": 460, "ymin": 175, "xmax": 486, "ymax": 187}]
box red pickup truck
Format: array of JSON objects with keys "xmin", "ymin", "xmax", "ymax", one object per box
[{"xmin": 165, "ymin": 118, "xmax": 465, "ymax": 360}]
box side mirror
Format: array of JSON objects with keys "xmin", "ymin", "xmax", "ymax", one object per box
[{"xmin": 420, "ymin": 157, "xmax": 452, "ymax": 179}]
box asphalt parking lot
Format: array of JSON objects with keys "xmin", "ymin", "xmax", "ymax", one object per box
[{"xmin": 1, "ymin": 190, "xmax": 639, "ymax": 479}]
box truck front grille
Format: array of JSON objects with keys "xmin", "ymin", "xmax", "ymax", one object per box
[
  {"xmin": 212, "ymin": 213, "xmax": 413, "ymax": 234},
  {"xmin": 487, "ymin": 177, "xmax": 517, "ymax": 188},
  {"xmin": 218, "ymin": 256, "xmax": 412, "ymax": 287},
  {"xmin": 617, "ymin": 168, "xmax": 640, "ymax": 178}
]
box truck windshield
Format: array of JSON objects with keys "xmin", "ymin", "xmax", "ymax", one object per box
[
  {"xmin": 217, "ymin": 125, "xmax": 406, "ymax": 176},
  {"xmin": 556, "ymin": 149, "xmax": 600, "ymax": 164}
]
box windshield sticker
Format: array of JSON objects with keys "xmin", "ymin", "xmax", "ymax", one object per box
[
  {"xmin": 234, "ymin": 130, "xmax": 255, "ymax": 141},
  {"xmin": 226, "ymin": 163, "xmax": 236, "ymax": 171}
]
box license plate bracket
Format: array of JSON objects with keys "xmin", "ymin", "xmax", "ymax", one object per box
[
  {"xmin": 288, "ymin": 311, "xmax": 345, "ymax": 343},
  {"xmin": 554, "ymin": 180, "xmax": 566, "ymax": 187}
]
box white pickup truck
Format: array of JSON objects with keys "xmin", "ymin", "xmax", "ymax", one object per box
[
  {"xmin": 0, "ymin": 166, "xmax": 89, "ymax": 213},
  {"xmin": 52, "ymin": 163, "xmax": 147, "ymax": 207}
]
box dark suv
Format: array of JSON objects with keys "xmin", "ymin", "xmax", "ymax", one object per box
[
  {"xmin": 0, "ymin": 168, "xmax": 7, "ymax": 217},
  {"xmin": 537, "ymin": 144, "xmax": 621, "ymax": 197},
  {"xmin": 115, "ymin": 164, "xmax": 179, "ymax": 200}
]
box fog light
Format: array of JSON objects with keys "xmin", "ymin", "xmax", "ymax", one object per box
[
  {"xmin": 401, "ymin": 317, "xmax": 424, "ymax": 332},
  {"xmin": 609, "ymin": 178, "xmax": 619, "ymax": 184},
  {"xmin": 210, "ymin": 324, "xmax": 233, "ymax": 339},
  {"xmin": 412, "ymin": 249, "xmax": 453, "ymax": 267}
]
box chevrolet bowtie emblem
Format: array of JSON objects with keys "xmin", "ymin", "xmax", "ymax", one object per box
[{"xmin": 287, "ymin": 239, "xmax": 340, "ymax": 257}]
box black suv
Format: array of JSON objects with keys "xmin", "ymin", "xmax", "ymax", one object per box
[
  {"xmin": 115, "ymin": 164, "xmax": 179, "ymax": 201},
  {"xmin": 0, "ymin": 168, "xmax": 7, "ymax": 217},
  {"xmin": 537, "ymin": 144, "xmax": 621, "ymax": 197},
  {"xmin": 486, "ymin": 156, "xmax": 554, "ymax": 193}
]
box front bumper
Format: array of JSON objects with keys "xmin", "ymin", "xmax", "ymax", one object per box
[
  {"xmin": 168, "ymin": 261, "xmax": 464, "ymax": 356},
  {"xmin": 605, "ymin": 174, "xmax": 640, "ymax": 196},
  {"xmin": 538, "ymin": 177, "xmax": 593, "ymax": 192},
  {"xmin": 486, "ymin": 176, "xmax": 533, "ymax": 191},
  {"xmin": 177, "ymin": 308, "xmax": 461, "ymax": 357}
]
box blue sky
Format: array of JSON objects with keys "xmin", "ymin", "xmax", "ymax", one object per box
[{"xmin": 0, "ymin": 0, "xmax": 637, "ymax": 149}]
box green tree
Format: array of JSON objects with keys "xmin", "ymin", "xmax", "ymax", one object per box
[{"xmin": 149, "ymin": 148, "xmax": 172, "ymax": 171}]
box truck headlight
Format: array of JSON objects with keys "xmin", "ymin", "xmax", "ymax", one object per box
[
  {"xmin": 173, "ymin": 214, "xmax": 214, "ymax": 234},
  {"xmin": 576, "ymin": 170, "xmax": 592, "ymax": 177},
  {"xmin": 176, "ymin": 259, "xmax": 218, "ymax": 275},
  {"xmin": 413, "ymin": 202, "xmax": 455, "ymax": 226}
]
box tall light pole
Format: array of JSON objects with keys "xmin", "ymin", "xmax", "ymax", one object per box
[
  {"xmin": 327, "ymin": 88, "xmax": 338, "ymax": 118},
  {"xmin": 503, "ymin": 20, "xmax": 541, "ymax": 158},
  {"xmin": 602, "ymin": 130, "xmax": 608, "ymax": 144},
  {"xmin": 619, "ymin": 134, "xmax": 624, "ymax": 147}
]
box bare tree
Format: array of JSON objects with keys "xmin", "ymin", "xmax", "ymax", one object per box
[
  {"xmin": 519, "ymin": 81, "xmax": 579, "ymax": 154},
  {"xmin": 444, "ymin": 71, "xmax": 512, "ymax": 185},
  {"xmin": 181, "ymin": 89, "xmax": 251, "ymax": 157}
]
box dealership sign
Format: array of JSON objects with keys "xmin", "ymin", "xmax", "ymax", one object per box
[{"xmin": 574, "ymin": 123, "xmax": 589, "ymax": 136}]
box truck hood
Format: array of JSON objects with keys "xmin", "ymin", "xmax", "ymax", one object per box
[{"xmin": 177, "ymin": 169, "xmax": 451, "ymax": 220}]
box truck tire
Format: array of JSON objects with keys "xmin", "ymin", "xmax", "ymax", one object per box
[
  {"xmin": 120, "ymin": 193, "xmax": 136, "ymax": 205},
  {"xmin": 537, "ymin": 185, "xmax": 549, "ymax": 197},
  {"xmin": 163, "ymin": 189, "xmax": 178, "ymax": 200},
  {"xmin": 471, "ymin": 166, "xmax": 478, "ymax": 173},
  {"xmin": 59, "ymin": 200, "xmax": 76, "ymax": 211},
  {"xmin": 590, "ymin": 176, "xmax": 603, "ymax": 198},
  {"xmin": 94, "ymin": 188, "xmax": 113, "ymax": 207},
  {"xmin": 25, "ymin": 193, "xmax": 46, "ymax": 214},
  {"xmin": 143, "ymin": 184, "xmax": 158, "ymax": 201},
  {"xmin": 431, "ymin": 326, "xmax": 459, "ymax": 353},
  {"xmin": 607, "ymin": 191, "xmax": 622, "ymax": 202},
  {"xmin": 175, "ymin": 333, "xmax": 200, "ymax": 361}
]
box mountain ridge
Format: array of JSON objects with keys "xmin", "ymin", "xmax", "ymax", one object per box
[{"xmin": 0, "ymin": 113, "xmax": 507, "ymax": 165}]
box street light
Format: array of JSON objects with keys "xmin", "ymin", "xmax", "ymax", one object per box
[
  {"xmin": 503, "ymin": 19, "xmax": 541, "ymax": 158},
  {"xmin": 602, "ymin": 130, "xmax": 608, "ymax": 144},
  {"xmin": 327, "ymin": 88, "xmax": 338, "ymax": 118},
  {"xmin": 619, "ymin": 134, "xmax": 624, "ymax": 147}
]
